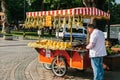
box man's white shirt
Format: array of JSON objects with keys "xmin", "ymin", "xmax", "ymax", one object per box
[{"xmin": 87, "ymin": 29, "xmax": 107, "ymax": 57}]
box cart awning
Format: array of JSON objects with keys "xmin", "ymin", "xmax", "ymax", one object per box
[{"xmin": 26, "ymin": 7, "xmax": 110, "ymax": 19}]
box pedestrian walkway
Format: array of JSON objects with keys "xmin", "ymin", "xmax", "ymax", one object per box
[{"xmin": 0, "ymin": 38, "xmax": 120, "ymax": 80}]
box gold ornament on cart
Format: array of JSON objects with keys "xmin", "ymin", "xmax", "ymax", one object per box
[{"xmin": 28, "ymin": 39, "xmax": 72, "ymax": 50}]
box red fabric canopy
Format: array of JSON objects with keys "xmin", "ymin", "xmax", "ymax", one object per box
[{"xmin": 26, "ymin": 7, "xmax": 110, "ymax": 19}]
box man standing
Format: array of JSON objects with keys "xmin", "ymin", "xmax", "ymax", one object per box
[{"xmin": 86, "ymin": 24, "xmax": 107, "ymax": 80}]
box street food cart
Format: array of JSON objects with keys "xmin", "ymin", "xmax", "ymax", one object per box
[{"xmin": 25, "ymin": 7, "xmax": 110, "ymax": 76}]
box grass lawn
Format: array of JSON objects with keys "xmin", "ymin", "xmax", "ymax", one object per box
[
  {"xmin": 11, "ymin": 31, "xmax": 55, "ymax": 37},
  {"xmin": 0, "ymin": 30, "xmax": 55, "ymax": 40},
  {"xmin": 12, "ymin": 31, "xmax": 55, "ymax": 39},
  {"xmin": 11, "ymin": 31, "xmax": 38, "ymax": 36}
]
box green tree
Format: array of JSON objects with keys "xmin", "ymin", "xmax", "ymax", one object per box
[
  {"xmin": 6, "ymin": 0, "xmax": 24, "ymax": 23},
  {"xmin": 26, "ymin": 0, "xmax": 84, "ymax": 10},
  {"xmin": 0, "ymin": 0, "xmax": 119, "ymax": 32},
  {"xmin": 108, "ymin": 0, "xmax": 120, "ymax": 24}
]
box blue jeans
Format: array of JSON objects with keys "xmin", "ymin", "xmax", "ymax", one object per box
[{"xmin": 91, "ymin": 57, "xmax": 104, "ymax": 80}]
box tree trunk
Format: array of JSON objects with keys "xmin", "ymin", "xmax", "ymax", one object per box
[
  {"xmin": 1, "ymin": 0, "xmax": 9, "ymax": 33},
  {"xmin": 83, "ymin": 0, "xmax": 95, "ymax": 7},
  {"xmin": 49, "ymin": 0, "xmax": 53, "ymax": 9},
  {"xmin": 83, "ymin": 0, "xmax": 107, "ymax": 28},
  {"xmin": 83, "ymin": 0, "xmax": 106, "ymax": 9},
  {"xmin": 83, "ymin": 0, "xmax": 107, "ymax": 43},
  {"xmin": 41, "ymin": 0, "xmax": 44, "ymax": 10}
]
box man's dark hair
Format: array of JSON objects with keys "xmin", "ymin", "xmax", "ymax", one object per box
[{"xmin": 87, "ymin": 24, "xmax": 96, "ymax": 29}]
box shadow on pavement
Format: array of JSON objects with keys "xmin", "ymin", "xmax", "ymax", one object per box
[{"xmin": 66, "ymin": 68, "xmax": 93, "ymax": 80}]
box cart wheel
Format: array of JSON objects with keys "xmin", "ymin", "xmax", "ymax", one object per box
[
  {"xmin": 43, "ymin": 63, "xmax": 52, "ymax": 70},
  {"xmin": 51, "ymin": 56, "xmax": 67, "ymax": 77}
]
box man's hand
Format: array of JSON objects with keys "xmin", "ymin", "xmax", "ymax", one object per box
[{"xmin": 86, "ymin": 42, "xmax": 95, "ymax": 49}]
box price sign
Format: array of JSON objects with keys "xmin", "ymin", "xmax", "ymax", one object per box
[
  {"xmin": 45, "ymin": 16, "xmax": 52, "ymax": 27},
  {"xmin": 46, "ymin": 49, "xmax": 51, "ymax": 58}
]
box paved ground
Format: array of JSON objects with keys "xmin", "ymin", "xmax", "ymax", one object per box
[{"xmin": 0, "ymin": 38, "xmax": 120, "ymax": 80}]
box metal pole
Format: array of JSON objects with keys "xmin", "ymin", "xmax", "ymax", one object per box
[
  {"xmin": 23, "ymin": 0, "xmax": 26, "ymax": 39},
  {"xmin": 107, "ymin": 20, "xmax": 110, "ymax": 40},
  {"xmin": 24, "ymin": 0, "xmax": 26, "ymax": 21},
  {"xmin": 107, "ymin": 0, "xmax": 110, "ymax": 40}
]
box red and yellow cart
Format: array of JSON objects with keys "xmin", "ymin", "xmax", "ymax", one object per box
[{"xmin": 25, "ymin": 7, "xmax": 110, "ymax": 76}]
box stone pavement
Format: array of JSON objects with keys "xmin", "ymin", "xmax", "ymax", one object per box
[{"xmin": 0, "ymin": 38, "xmax": 120, "ymax": 80}]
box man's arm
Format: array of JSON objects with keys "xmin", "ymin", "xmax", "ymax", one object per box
[{"xmin": 86, "ymin": 42, "xmax": 95, "ymax": 49}]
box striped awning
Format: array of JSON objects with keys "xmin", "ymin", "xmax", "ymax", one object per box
[{"xmin": 26, "ymin": 7, "xmax": 110, "ymax": 19}]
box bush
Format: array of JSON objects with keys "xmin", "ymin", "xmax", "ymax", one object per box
[
  {"xmin": 112, "ymin": 44, "xmax": 120, "ymax": 48},
  {"xmin": 4, "ymin": 34, "xmax": 13, "ymax": 36},
  {"xmin": 106, "ymin": 47, "xmax": 113, "ymax": 55}
]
